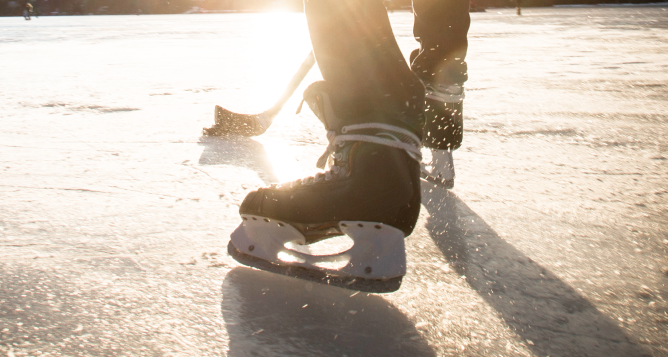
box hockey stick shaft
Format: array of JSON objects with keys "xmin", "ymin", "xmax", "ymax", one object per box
[{"xmin": 265, "ymin": 51, "xmax": 316, "ymax": 118}]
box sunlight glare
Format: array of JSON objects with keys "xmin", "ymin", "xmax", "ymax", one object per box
[
  {"xmin": 277, "ymin": 251, "xmax": 306, "ymax": 264},
  {"xmin": 241, "ymin": 12, "xmax": 310, "ymax": 110},
  {"xmin": 254, "ymin": 138, "xmax": 319, "ymax": 183}
]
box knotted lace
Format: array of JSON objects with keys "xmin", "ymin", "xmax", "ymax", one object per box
[{"xmin": 315, "ymin": 123, "xmax": 422, "ymax": 169}]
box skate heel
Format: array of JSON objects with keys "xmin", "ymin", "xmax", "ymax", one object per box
[
  {"xmin": 337, "ymin": 221, "xmax": 406, "ymax": 279},
  {"xmin": 230, "ymin": 215, "xmax": 406, "ymax": 280}
]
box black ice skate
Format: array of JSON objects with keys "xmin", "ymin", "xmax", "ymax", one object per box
[
  {"xmin": 420, "ymin": 83, "xmax": 463, "ymax": 189},
  {"xmin": 228, "ymin": 82, "xmax": 422, "ymax": 292}
]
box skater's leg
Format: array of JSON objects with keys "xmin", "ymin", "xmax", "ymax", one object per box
[
  {"xmin": 241, "ymin": 0, "xmax": 424, "ymax": 235},
  {"xmin": 231, "ymin": 0, "xmax": 426, "ymax": 282},
  {"xmin": 411, "ymin": 0, "xmax": 470, "ymax": 187},
  {"xmin": 304, "ymin": 0, "xmax": 425, "ymax": 133},
  {"xmin": 411, "ymin": 0, "xmax": 470, "ymax": 88}
]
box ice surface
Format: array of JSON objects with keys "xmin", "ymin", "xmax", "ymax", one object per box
[{"xmin": 1, "ymin": 7, "xmax": 667, "ymax": 356}]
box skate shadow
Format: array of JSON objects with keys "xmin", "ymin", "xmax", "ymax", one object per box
[
  {"xmin": 221, "ymin": 267, "xmax": 435, "ymax": 357},
  {"xmin": 198, "ymin": 136, "xmax": 279, "ymax": 184},
  {"xmin": 421, "ymin": 183, "xmax": 648, "ymax": 357}
]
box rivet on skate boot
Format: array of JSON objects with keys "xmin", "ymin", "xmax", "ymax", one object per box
[
  {"xmin": 248, "ymin": 245, "xmax": 255, "ymax": 252},
  {"xmin": 263, "ymin": 218, "xmax": 270, "ymax": 222},
  {"xmin": 374, "ymin": 225, "xmax": 381, "ymax": 229},
  {"xmin": 252, "ymin": 217, "xmax": 257, "ymax": 220},
  {"xmin": 358, "ymin": 223, "xmax": 364, "ymax": 228},
  {"xmin": 341, "ymin": 223, "xmax": 347, "ymax": 227},
  {"xmin": 278, "ymin": 222, "xmax": 285, "ymax": 227},
  {"xmin": 364, "ymin": 266, "xmax": 372, "ymax": 274},
  {"xmin": 242, "ymin": 217, "xmax": 248, "ymax": 220}
]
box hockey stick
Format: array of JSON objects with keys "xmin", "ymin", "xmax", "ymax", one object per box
[{"xmin": 203, "ymin": 51, "xmax": 316, "ymax": 137}]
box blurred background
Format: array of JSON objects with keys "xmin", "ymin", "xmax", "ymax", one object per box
[{"xmin": 1, "ymin": 0, "xmax": 663, "ymax": 16}]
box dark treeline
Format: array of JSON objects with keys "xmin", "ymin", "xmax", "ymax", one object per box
[
  {"xmin": 1, "ymin": 0, "xmax": 661, "ymax": 16},
  {"xmin": 0, "ymin": 0, "xmax": 304, "ymax": 16}
]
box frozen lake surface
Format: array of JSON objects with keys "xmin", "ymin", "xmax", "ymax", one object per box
[{"xmin": 1, "ymin": 7, "xmax": 667, "ymax": 356}]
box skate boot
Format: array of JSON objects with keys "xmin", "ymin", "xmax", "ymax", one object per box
[
  {"xmin": 420, "ymin": 83, "xmax": 464, "ymax": 189},
  {"xmin": 228, "ymin": 82, "xmax": 422, "ymax": 290}
]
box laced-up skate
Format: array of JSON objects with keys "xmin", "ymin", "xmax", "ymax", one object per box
[
  {"xmin": 421, "ymin": 83, "xmax": 464, "ymax": 189},
  {"xmin": 228, "ymin": 82, "xmax": 422, "ymax": 292}
]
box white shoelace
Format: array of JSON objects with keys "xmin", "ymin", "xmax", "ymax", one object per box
[{"xmin": 316, "ymin": 123, "xmax": 422, "ymax": 169}]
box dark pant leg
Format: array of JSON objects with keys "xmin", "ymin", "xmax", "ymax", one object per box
[
  {"xmin": 304, "ymin": 0, "xmax": 425, "ymax": 134},
  {"xmin": 412, "ymin": 0, "xmax": 470, "ymax": 150},
  {"xmin": 411, "ymin": 0, "xmax": 470, "ymax": 86}
]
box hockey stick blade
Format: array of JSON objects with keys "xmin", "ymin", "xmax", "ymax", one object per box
[
  {"xmin": 203, "ymin": 51, "xmax": 316, "ymax": 137},
  {"xmin": 227, "ymin": 240, "xmax": 403, "ymax": 293}
]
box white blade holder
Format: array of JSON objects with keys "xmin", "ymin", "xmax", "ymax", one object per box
[{"xmin": 230, "ymin": 214, "xmax": 406, "ymax": 280}]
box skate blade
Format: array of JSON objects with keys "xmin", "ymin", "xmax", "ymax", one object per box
[
  {"xmin": 420, "ymin": 171, "xmax": 454, "ymax": 189},
  {"xmin": 229, "ymin": 215, "xmax": 406, "ymax": 290},
  {"xmin": 227, "ymin": 240, "xmax": 403, "ymax": 293}
]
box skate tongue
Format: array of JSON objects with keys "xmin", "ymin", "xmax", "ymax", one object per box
[{"xmin": 295, "ymin": 99, "xmax": 305, "ymax": 114}]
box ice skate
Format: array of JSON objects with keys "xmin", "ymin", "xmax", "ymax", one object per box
[
  {"xmin": 228, "ymin": 82, "xmax": 422, "ymax": 292},
  {"xmin": 420, "ymin": 83, "xmax": 464, "ymax": 189}
]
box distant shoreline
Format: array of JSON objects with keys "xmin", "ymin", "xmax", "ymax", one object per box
[
  {"xmin": 1, "ymin": 2, "xmax": 666, "ymax": 18},
  {"xmin": 554, "ymin": 1, "xmax": 668, "ymax": 7}
]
